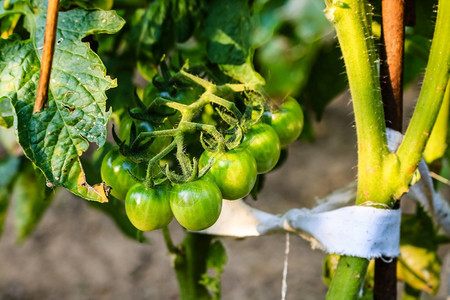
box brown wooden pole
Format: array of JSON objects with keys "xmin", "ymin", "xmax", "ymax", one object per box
[
  {"xmin": 374, "ymin": 0, "xmax": 411, "ymax": 299},
  {"xmin": 34, "ymin": 0, "xmax": 60, "ymax": 113},
  {"xmin": 379, "ymin": 0, "xmax": 405, "ymax": 131}
]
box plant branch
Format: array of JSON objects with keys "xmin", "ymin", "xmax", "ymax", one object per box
[
  {"xmin": 325, "ymin": 0, "xmax": 390, "ymax": 206},
  {"xmin": 396, "ymin": 0, "xmax": 450, "ymax": 188},
  {"xmin": 34, "ymin": 0, "xmax": 60, "ymax": 113}
]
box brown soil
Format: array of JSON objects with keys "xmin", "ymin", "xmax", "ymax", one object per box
[{"xmin": 0, "ymin": 92, "xmax": 448, "ymax": 300}]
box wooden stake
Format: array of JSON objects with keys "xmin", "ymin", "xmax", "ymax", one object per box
[
  {"xmin": 33, "ymin": 0, "xmax": 60, "ymax": 113},
  {"xmin": 375, "ymin": 0, "xmax": 412, "ymax": 299},
  {"xmin": 379, "ymin": 0, "xmax": 406, "ymax": 131}
]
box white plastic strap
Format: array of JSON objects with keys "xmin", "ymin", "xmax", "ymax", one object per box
[{"xmin": 201, "ymin": 184, "xmax": 401, "ymax": 258}]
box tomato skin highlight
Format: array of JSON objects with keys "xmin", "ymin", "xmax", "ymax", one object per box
[
  {"xmin": 170, "ymin": 180, "xmax": 222, "ymax": 231},
  {"xmin": 242, "ymin": 123, "xmax": 281, "ymax": 174},
  {"xmin": 125, "ymin": 183, "xmax": 173, "ymax": 231},
  {"xmin": 100, "ymin": 148, "xmax": 146, "ymax": 200},
  {"xmin": 199, "ymin": 148, "xmax": 257, "ymax": 200},
  {"xmin": 271, "ymin": 97, "xmax": 304, "ymax": 146}
]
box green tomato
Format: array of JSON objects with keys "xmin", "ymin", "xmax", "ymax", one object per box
[
  {"xmin": 170, "ymin": 179, "xmax": 222, "ymax": 231},
  {"xmin": 125, "ymin": 183, "xmax": 173, "ymax": 231},
  {"xmin": 242, "ymin": 123, "xmax": 281, "ymax": 174},
  {"xmin": 199, "ymin": 148, "xmax": 257, "ymax": 200},
  {"xmin": 100, "ymin": 148, "xmax": 146, "ymax": 200},
  {"xmin": 271, "ymin": 97, "xmax": 304, "ymax": 146}
]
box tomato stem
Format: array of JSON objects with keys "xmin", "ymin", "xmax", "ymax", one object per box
[
  {"xmin": 172, "ymin": 232, "xmax": 214, "ymax": 300},
  {"xmin": 135, "ymin": 70, "xmax": 263, "ymax": 184},
  {"xmin": 162, "ymin": 226, "xmax": 178, "ymax": 254},
  {"xmin": 145, "ymin": 139, "xmax": 177, "ymax": 186},
  {"xmin": 323, "ymin": 0, "xmax": 389, "ymax": 298},
  {"xmin": 179, "ymin": 69, "xmax": 215, "ymax": 90},
  {"xmin": 396, "ymin": 0, "xmax": 450, "ymax": 188},
  {"xmin": 206, "ymin": 93, "xmax": 243, "ymax": 120}
]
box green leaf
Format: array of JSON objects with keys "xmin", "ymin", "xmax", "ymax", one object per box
[
  {"xmin": 199, "ymin": 240, "xmax": 227, "ymax": 299},
  {"xmin": 204, "ymin": 0, "xmax": 264, "ymax": 85},
  {"xmin": 133, "ymin": 0, "xmax": 172, "ymax": 80},
  {"xmin": 0, "ymin": 155, "xmax": 20, "ymax": 238},
  {"xmin": 12, "ymin": 159, "xmax": 54, "ymax": 242},
  {"xmin": 171, "ymin": 0, "xmax": 198, "ymax": 43},
  {"xmin": 0, "ymin": 3, "xmax": 125, "ymax": 202},
  {"xmin": 397, "ymin": 209, "xmax": 441, "ymax": 295}
]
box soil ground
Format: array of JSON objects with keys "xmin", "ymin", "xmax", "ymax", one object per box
[{"xmin": 0, "ymin": 90, "xmax": 448, "ymax": 300}]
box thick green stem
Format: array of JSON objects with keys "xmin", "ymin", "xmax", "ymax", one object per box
[
  {"xmin": 323, "ymin": 0, "xmax": 391, "ymax": 298},
  {"xmin": 325, "ymin": 0, "xmax": 390, "ymax": 205},
  {"xmin": 396, "ymin": 0, "xmax": 450, "ymax": 186},
  {"xmin": 326, "ymin": 256, "xmax": 369, "ymax": 300},
  {"xmin": 173, "ymin": 232, "xmax": 213, "ymax": 300}
]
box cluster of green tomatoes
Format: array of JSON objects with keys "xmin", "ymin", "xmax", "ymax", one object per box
[{"xmin": 100, "ymin": 70, "xmax": 304, "ymax": 232}]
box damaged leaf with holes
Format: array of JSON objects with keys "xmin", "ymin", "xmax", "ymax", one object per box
[{"xmin": 0, "ymin": 0, "xmax": 125, "ymax": 202}]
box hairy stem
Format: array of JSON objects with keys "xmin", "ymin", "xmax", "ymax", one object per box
[
  {"xmin": 326, "ymin": 256, "xmax": 369, "ymax": 300},
  {"xmin": 323, "ymin": 0, "xmax": 391, "ymax": 298},
  {"xmin": 173, "ymin": 232, "xmax": 213, "ymax": 300},
  {"xmin": 325, "ymin": 0, "xmax": 390, "ymax": 205},
  {"xmin": 396, "ymin": 0, "xmax": 450, "ymax": 189}
]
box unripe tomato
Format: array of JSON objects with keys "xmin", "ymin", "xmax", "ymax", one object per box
[
  {"xmin": 242, "ymin": 123, "xmax": 281, "ymax": 174},
  {"xmin": 199, "ymin": 148, "xmax": 257, "ymax": 200},
  {"xmin": 100, "ymin": 148, "xmax": 146, "ymax": 200},
  {"xmin": 170, "ymin": 179, "xmax": 222, "ymax": 231},
  {"xmin": 125, "ymin": 183, "xmax": 173, "ymax": 231},
  {"xmin": 271, "ymin": 97, "xmax": 304, "ymax": 146}
]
